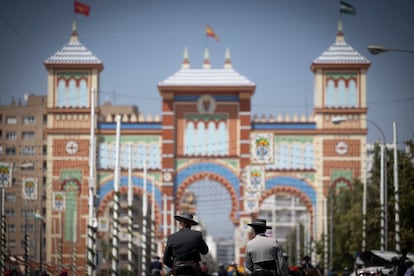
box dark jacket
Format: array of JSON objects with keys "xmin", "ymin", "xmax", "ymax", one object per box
[{"xmin": 163, "ymin": 228, "xmax": 209, "ymax": 268}]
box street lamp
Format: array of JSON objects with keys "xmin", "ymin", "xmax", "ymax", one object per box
[
  {"xmin": 367, "ymin": 45, "xmax": 414, "ymax": 253},
  {"xmin": 332, "ymin": 116, "xmax": 387, "ymax": 251},
  {"xmin": 368, "ymin": 45, "xmax": 414, "ymax": 55}
]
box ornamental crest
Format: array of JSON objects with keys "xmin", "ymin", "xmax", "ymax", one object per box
[
  {"xmin": 22, "ymin": 177, "xmax": 37, "ymax": 200},
  {"xmin": 244, "ymin": 198, "xmax": 259, "ymax": 213},
  {"xmin": 251, "ymin": 133, "xmax": 273, "ymax": 164},
  {"xmin": 53, "ymin": 192, "xmax": 66, "ymax": 211},
  {"xmin": 0, "ymin": 162, "xmax": 12, "ymax": 187},
  {"xmin": 246, "ymin": 166, "xmax": 265, "ymax": 191},
  {"xmin": 98, "ymin": 217, "xmax": 109, "ymax": 232}
]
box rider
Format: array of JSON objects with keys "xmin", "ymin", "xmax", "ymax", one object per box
[
  {"xmin": 244, "ymin": 218, "xmax": 287, "ymax": 275},
  {"xmin": 163, "ymin": 212, "xmax": 209, "ymax": 275}
]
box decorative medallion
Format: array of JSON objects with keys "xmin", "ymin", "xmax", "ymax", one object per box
[
  {"xmin": 65, "ymin": 140, "xmax": 79, "ymax": 155},
  {"xmin": 163, "ymin": 172, "xmax": 172, "ymax": 182},
  {"xmin": 197, "ymin": 95, "xmax": 216, "ymax": 114},
  {"xmin": 98, "ymin": 217, "xmax": 109, "ymax": 232},
  {"xmin": 251, "ymin": 133, "xmax": 274, "ymax": 164},
  {"xmin": 244, "ymin": 198, "xmax": 259, "ymax": 213},
  {"xmin": 53, "ymin": 191, "xmax": 66, "ymax": 212},
  {"xmin": 22, "ymin": 177, "xmax": 37, "ymax": 200},
  {"xmin": 0, "ymin": 162, "xmax": 12, "ymax": 187},
  {"xmin": 246, "ymin": 166, "xmax": 265, "ymax": 191},
  {"xmin": 335, "ymin": 141, "xmax": 348, "ymax": 155}
]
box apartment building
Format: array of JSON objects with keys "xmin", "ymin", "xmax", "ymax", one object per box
[{"xmin": 0, "ymin": 94, "xmax": 47, "ymax": 268}]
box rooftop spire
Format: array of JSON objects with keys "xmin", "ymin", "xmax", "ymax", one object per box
[
  {"xmin": 182, "ymin": 47, "xmax": 190, "ymax": 69},
  {"xmin": 224, "ymin": 47, "xmax": 232, "ymax": 69},
  {"xmin": 70, "ymin": 20, "xmax": 79, "ymax": 43},
  {"xmin": 336, "ymin": 20, "xmax": 345, "ymax": 43},
  {"xmin": 203, "ymin": 48, "xmax": 211, "ymax": 69}
]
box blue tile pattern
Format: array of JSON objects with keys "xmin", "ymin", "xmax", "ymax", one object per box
[
  {"xmin": 98, "ymin": 176, "xmax": 162, "ymax": 209},
  {"xmin": 175, "ymin": 162, "xmax": 240, "ymax": 198},
  {"xmin": 266, "ymin": 176, "xmax": 317, "ymax": 208}
]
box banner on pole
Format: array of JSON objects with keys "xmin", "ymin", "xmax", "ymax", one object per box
[
  {"xmin": 22, "ymin": 177, "xmax": 37, "ymax": 200},
  {"xmin": 0, "ymin": 162, "xmax": 12, "ymax": 187}
]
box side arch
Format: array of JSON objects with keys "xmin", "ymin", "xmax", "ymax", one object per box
[
  {"xmin": 97, "ymin": 186, "xmax": 161, "ymax": 232},
  {"xmin": 265, "ymin": 176, "xmax": 317, "ymax": 239},
  {"xmin": 97, "ymin": 175, "xmax": 163, "ymax": 230},
  {"xmin": 259, "ymin": 186, "xmax": 315, "ymax": 239},
  {"xmin": 330, "ymin": 176, "xmax": 352, "ymax": 190}
]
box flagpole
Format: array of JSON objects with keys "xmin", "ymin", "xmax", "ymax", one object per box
[
  {"xmin": 127, "ymin": 143, "xmax": 134, "ymax": 275},
  {"xmin": 141, "ymin": 153, "xmax": 148, "ymax": 275},
  {"xmin": 112, "ymin": 114, "xmax": 122, "ymax": 276},
  {"xmin": 73, "ymin": 0, "xmax": 76, "ymax": 21},
  {"xmin": 87, "ymin": 87, "xmax": 97, "ymax": 276}
]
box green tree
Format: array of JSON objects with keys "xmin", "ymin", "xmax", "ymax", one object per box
[
  {"xmin": 330, "ymin": 138, "xmax": 414, "ymax": 270},
  {"xmin": 386, "ymin": 139, "xmax": 414, "ymax": 252}
]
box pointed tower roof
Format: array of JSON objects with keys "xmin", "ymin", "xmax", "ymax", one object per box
[
  {"xmin": 44, "ymin": 21, "xmax": 103, "ymax": 70},
  {"xmin": 311, "ymin": 21, "xmax": 370, "ymax": 71}
]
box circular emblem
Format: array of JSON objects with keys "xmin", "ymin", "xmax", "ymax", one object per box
[
  {"xmin": 163, "ymin": 172, "xmax": 172, "ymax": 182},
  {"xmin": 197, "ymin": 95, "xmax": 216, "ymax": 114},
  {"xmin": 65, "ymin": 140, "xmax": 79, "ymax": 155},
  {"xmin": 335, "ymin": 141, "xmax": 348, "ymax": 155}
]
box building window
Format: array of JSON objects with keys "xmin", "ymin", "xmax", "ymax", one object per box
[
  {"xmin": 5, "ymin": 147, "xmax": 16, "ymax": 155},
  {"xmin": 8, "ymin": 240, "xmax": 16, "ymax": 249},
  {"xmin": 6, "ymin": 116, "xmax": 17, "ymax": 124},
  {"xmin": 21, "ymin": 163, "xmax": 34, "ymax": 171},
  {"xmin": 5, "ymin": 193, "xmax": 16, "ymax": 203},
  {"xmin": 8, "ymin": 225, "xmax": 16, "ymax": 233},
  {"xmin": 5, "ymin": 209, "xmax": 16, "ymax": 217},
  {"xmin": 22, "ymin": 116, "xmax": 35, "ymax": 124},
  {"xmin": 21, "ymin": 224, "xmax": 35, "ymax": 233},
  {"xmin": 6, "ymin": 132, "xmax": 16, "ymax": 140},
  {"xmin": 22, "ymin": 131, "xmax": 35, "ymax": 140},
  {"xmin": 184, "ymin": 119, "xmax": 228, "ymax": 156},
  {"xmin": 21, "ymin": 209, "xmax": 35, "ymax": 217},
  {"xmin": 0, "ymin": 146, "xmax": 3, "ymax": 155},
  {"xmin": 22, "ymin": 146, "xmax": 35, "ymax": 155}
]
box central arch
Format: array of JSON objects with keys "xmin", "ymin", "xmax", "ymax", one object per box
[{"xmin": 176, "ymin": 171, "xmax": 239, "ymax": 224}]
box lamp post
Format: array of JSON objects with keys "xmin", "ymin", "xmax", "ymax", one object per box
[
  {"xmin": 367, "ymin": 45, "xmax": 412, "ymax": 253},
  {"xmin": 0, "ymin": 163, "xmax": 12, "ymax": 274},
  {"xmin": 368, "ymin": 45, "xmax": 414, "ymax": 55},
  {"xmin": 332, "ymin": 116, "xmax": 387, "ymax": 251}
]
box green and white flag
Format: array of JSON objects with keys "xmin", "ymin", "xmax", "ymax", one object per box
[{"xmin": 340, "ymin": 0, "xmax": 356, "ymax": 15}]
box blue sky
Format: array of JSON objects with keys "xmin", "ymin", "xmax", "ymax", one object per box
[{"xmin": 1, "ymin": 0, "xmax": 413, "ymax": 145}]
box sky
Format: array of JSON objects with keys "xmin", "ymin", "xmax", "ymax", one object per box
[{"xmin": 1, "ymin": 0, "xmax": 413, "ymax": 146}]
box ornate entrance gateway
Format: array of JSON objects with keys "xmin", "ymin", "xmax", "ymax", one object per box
[{"xmin": 44, "ymin": 24, "xmax": 369, "ymax": 274}]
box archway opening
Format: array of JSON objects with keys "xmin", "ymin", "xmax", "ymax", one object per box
[{"xmin": 180, "ymin": 177, "xmax": 235, "ymax": 265}]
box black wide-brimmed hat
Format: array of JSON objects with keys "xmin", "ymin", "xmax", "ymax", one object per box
[
  {"xmin": 174, "ymin": 213, "xmax": 198, "ymax": 225},
  {"xmin": 247, "ymin": 218, "xmax": 272, "ymax": 229}
]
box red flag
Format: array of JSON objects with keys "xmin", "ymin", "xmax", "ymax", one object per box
[
  {"xmin": 206, "ymin": 24, "xmax": 219, "ymax": 41},
  {"xmin": 74, "ymin": 1, "xmax": 91, "ymax": 17}
]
